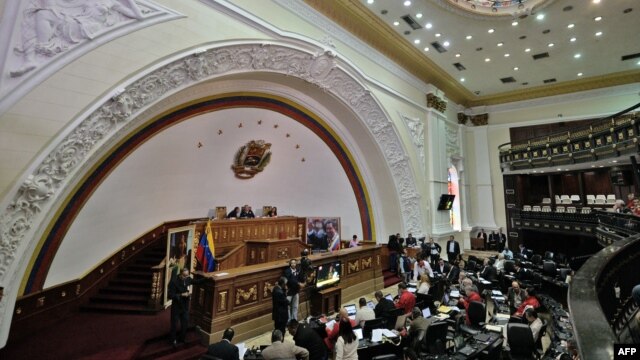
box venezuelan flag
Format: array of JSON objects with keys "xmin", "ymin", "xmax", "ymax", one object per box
[{"xmin": 196, "ymin": 219, "xmax": 216, "ymax": 272}]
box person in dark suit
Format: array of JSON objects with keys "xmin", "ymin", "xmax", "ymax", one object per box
[
  {"xmin": 447, "ymin": 260, "xmax": 461, "ymax": 283},
  {"xmin": 479, "ymin": 258, "xmax": 497, "ymax": 282},
  {"xmin": 517, "ymin": 244, "xmax": 529, "ymax": 259},
  {"xmin": 477, "ymin": 229, "xmax": 488, "ymax": 249},
  {"xmin": 488, "ymin": 231, "xmax": 499, "ymax": 250},
  {"xmin": 446, "ymin": 235, "xmax": 460, "ymax": 264},
  {"xmin": 424, "ymin": 238, "xmax": 441, "ymax": 266},
  {"xmin": 226, "ymin": 206, "xmax": 240, "ymax": 218},
  {"xmin": 206, "ymin": 328, "xmax": 239, "ymax": 360},
  {"xmin": 507, "ymin": 281, "xmax": 527, "ymax": 315},
  {"xmin": 272, "ymin": 277, "xmax": 289, "ymax": 334},
  {"xmin": 405, "ymin": 233, "xmax": 417, "ymax": 247},
  {"xmin": 168, "ymin": 268, "xmax": 206, "ymax": 346},
  {"xmin": 374, "ymin": 290, "xmax": 396, "ymax": 323},
  {"xmin": 498, "ymin": 228, "xmax": 507, "ymax": 252},
  {"xmin": 388, "ymin": 234, "xmax": 401, "ymax": 273},
  {"xmin": 239, "ymin": 205, "xmax": 255, "ymax": 218},
  {"xmin": 283, "ymin": 258, "xmax": 304, "ymax": 321},
  {"xmin": 287, "ymin": 319, "xmax": 327, "ymax": 360},
  {"xmin": 434, "ymin": 257, "xmax": 450, "ymax": 276}
]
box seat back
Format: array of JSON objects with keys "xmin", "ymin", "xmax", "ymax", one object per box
[
  {"xmin": 504, "ymin": 260, "xmax": 516, "ymax": 273},
  {"xmin": 555, "ymin": 206, "xmax": 565, "ymax": 213},
  {"xmin": 523, "ymin": 205, "xmax": 532, "ymax": 211},
  {"xmin": 532, "ymin": 205, "xmax": 542, "ymax": 212},
  {"xmin": 541, "ymin": 205, "xmax": 552, "ymax": 212},
  {"xmin": 543, "ymin": 261, "xmax": 556, "ymax": 276},
  {"xmin": 468, "ymin": 301, "xmax": 486, "ymax": 327},
  {"xmin": 363, "ymin": 318, "xmax": 385, "ymax": 339},
  {"xmin": 530, "ymin": 254, "xmax": 542, "ymax": 265},
  {"xmin": 544, "ymin": 251, "xmax": 554, "ymax": 260},
  {"xmin": 409, "ymin": 328, "xmax": 426, "ymax": 354},
  {"xmin": 570, "ymin": 195, "xmax": 580, "ymax": 202},
  {"xmin": 466, "ymin": 259, "xmax": 477, "ymax": 272},
  {"xmin": 541, "ymin": 197, "xmax": 551, "ymax": 204},
  {"xmin": 581, "ymin": 207, "xmax": 591, "ymax": 214},
  {"xmin": 558, "ymin": 268, "xmax": 571, "ymax": 282},
  {"xmin": 567, "ymin": 206, "xmax": 577, "ymax": 213},
  {"xmin": 507, "ymin": 323, "xmax": 536, "ymax": 356},
  {"xmin": 424, "ymin": 321, "xmax": 448, "ymax": 354}
]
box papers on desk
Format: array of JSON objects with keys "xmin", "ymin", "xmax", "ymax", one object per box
[
  {"xmin": 325, "ymin": 319, "xmax": 336, "ymax": 331},
  {"xmin": 491, "ymin": 290, "xmax": 503, "ymax": 296},
  {"xmin": 237, "ymin": 343, "xmax": 247, "ymax": 359},
  {"xmin": 371, "ymin": 329, "xmax": 398, "ymax": 342},
  {"xmin": 449, "ymin": 290, "xmax": 460, "ymax": 298},
  {"xmin": 485, "ymin": 324, "xmax": 503, "ymax": 333},
  {"xmin": 434, "ymin": 313, "xmax": 450, "ymax": 320},
  {"xmin": 348, "ymin": 315, "xmax": 356, "ymax": 321},
  {"xmin": 437, "ymin": 305, "xmax": 452, "ymax": 313},
  {"xmin": 214, "ymin": 272, "xmax": 229, "ymax": 276},
  {"xmin": 450, "ymin": 306, "xmax": 460, "ymax": 312},
  {"xmin": 354, "ymin": 328, "xmax": 363, "ymax": 340},
  {"xmin": 407, "ymin": 287, "xmax": 417, "ymax": 293},
  {"xmin": 495, "ymin": 313, "xmax": 511, "ymax": 320}
]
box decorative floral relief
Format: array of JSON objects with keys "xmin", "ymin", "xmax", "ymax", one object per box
[
  {"xmin": 400, "ymin": 114, "xmax": 425, "ymax": 174},
  {"xmin": 0, "ymin": 42, "xmax": 425, "ymax": 323}
]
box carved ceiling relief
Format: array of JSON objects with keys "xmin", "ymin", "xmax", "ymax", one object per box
[
  {"xmin": 456, "ymin": 112, "xmax": 489, "ymax": 127},
  {"xmin": 445, "ymin": 123, "xmax": 460, "ymax": 158},
  {"xmin": 400, "ymin": 114, "xmax": 425, "ymax": 175},
  {"xmin": 426, "ymin": 93, "xmax": 447, "ymax": 113},
  {"xmin": 0, "ymin": 43, "xmax": 426, "ymax": 323}
]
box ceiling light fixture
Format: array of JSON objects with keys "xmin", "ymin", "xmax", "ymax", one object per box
[
  {"xmin": 577, "ymin": 72, "xmax": 583, "ymax": 76},
  {"xmin": 416, "ymin": 13, "xmax": 423, "ymax": 18},
  {"xmin": 425, "ymin": 23, "xmax": 432, "ymax": 29},
  {"xmin": 466, "ymin": 35, "xmax": 472, "ymax": 40},
  {"xmin": 393, "ymin": 21, "xmax": 399, "ymax": 26},
  {"xmin": 512, "ymin": 21, "xmax": 518, "ymax": 26},
  {"xmin": 455, "ymin": 53, "xmax": 461, "ymax": 57},
  {"xmin": 536, "ymin": 14, "xmax": 545, "ymax": 20},
  {"xmin": 514, "ymin": 67, "xmax": 519, "ymax": 71},
  {"xmin": 592, "ymin": 0, "xmax": 600, "ymax": 3},
  {"xmin": 497, "ymin": 42, "xmax": 504, "ymax": 47},
  {"xmin": 485, "ymin": 58, "xmax": 491, "ymax": 62},
  {"xmin": 595, "ymin": 31, "xmax": 603, "ymax": 36},
  {"xmin": 567, "ymin": 23, "xmax": 575, "ymax": 29},
  {"xmin": 414, "ymin": 39, "xmax": 421, "ymax": 44},
  {"xmin": 460, "ymin": 78, "xmax": 465, "ymax": 82},
  {"xmin": 443, "ymin": 41, "xmax": 450, "ymax": 47},
  {"xmin": 404, "ymin": 0, "xmax": 411, "ymax": 6},
  {"xmin": 548, "ymin": 43, "xmax": 555, "ymax": 47},
  {"xmin": 594, "ymin": 16, "xmax": 602, "ymax": 21},
  {"xmin": 574, "ymin": 53, "xmax": 581, "ymax": 58},
  {"xmin": 570, "ymin": 37, "xmax": 577, "ymax": 42},
  {"xmin": 367, "ymin": 0, "xmax": 374, "ymax": 4},
  {"xmin": 525, "ymin": 48, "xmax": 531, "ymax": 52},
  {"xmin": 637, "ymin": 60, "xmax": 640, "ymax": 65},
  {"xmin": 488, "ymin": 28, "xmax": 495, "ymax": 33},
  {"xmin": 424, "ymin": 47, "xmax": 429, "ymax": 51},
  {"xmin": 505, "ymin": 53, "xmax": 510, "ymax": 57},
  {"xmin": 435, "ymin": 33, "xmax": 441, "ymax": 37}
]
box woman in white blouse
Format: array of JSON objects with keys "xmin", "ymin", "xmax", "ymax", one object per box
[
  {"xmin": 335, "ymin": 317, "xmax": 359, "ymax": 360},
  {"xmin": 417, "ymin": 273, "xmax": 431, "ymax": 295}
]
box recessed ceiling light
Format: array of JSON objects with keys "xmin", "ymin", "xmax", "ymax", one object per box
[
  {"xmin": 424, "ymin": 47, "xmax": 429, "ymax": 52},
  {"xmin": 455, "ymin": 53, "xmax": 461, "ymax": 57},
  {"xmin": 443, "ymin": 41, "xmax": 450, "ymax": 47},
  {"xmin": 512, "ymin": 21, "xmax": 518, "ymax": 26},
  {"xmin": 557, "ymin": 168, "xmax": 562, "ymax": 171},
  {"xmin": 485, "ymin": 58, "xmax": 491, "ymax": 62},
  {"xmin": 612, "ymin": 160, "xmax": 618, "ymax": 163},
  {"xmin": 497, "ymin": 42, "xmax": 504, "ymax": 47},
  {"xmin": 637, "ymin": 60, "xmax": 640, "ymax": 65},
  {"xmin": 548, "ymin": 43, "xmax": 555, "ymax": 47},
  {"xmin": 367, "ymin": 0, "xmax": 374, "ymax": 4},
  {"xmin": 393, "ymin": 21, "xmax": 400, "ymax": 26},
  {"xmin": 416, "ymin": 13, "xmax": 423, "ymax": 18},
  {"xmin": 466, "ymin": 35, "xmax": 473, "ymax": 40},
  {"xmin": 414, "ymin": 39, "xmax": 421, "ymax": 44},
  {"xmin": 488, "ymin": 28, "xmax": 495, "ymax": 33},
  {"xmin": 594, "ymin": 16, "xmax": 602, "ymax": 21},
  {"xmin": 570, "ymin": 37, "xmax": 577, "ymax": 42},
  {"xmin": 536, "ymin": 14, "xmax": 545, "ymax": 20},
  {"xmin": 404, "ymin": 0, "xmax": 411, "ymax": 6},
  {"xmin": 504, "ymin": 53, "xmax": 510, "ymax": 57},
  {"xmin": 525, "ymin": 48, "xmax": 531, "ymax": 52},
  {"xmin": 513, "ymin": 67, "xmax": 519, "ymax": 71},
  {"xmin": 592, "ymin": 0, "xmax": 600, "ymax": 3},
  {"xmin": 574, "ymin": 53, "xmax": 581, "ymax": 58},
  {"xmin": 595, "ymin": 31, "xmax": 603, "ymax": 36},
  {"xmin": 435, "ymin": 33, "xmax": 441, "ymax": 37},
  {"xmin": 567, "ymin": 23, "xmax": 575, "ymax": 29},
  {"xmin": 425, "ymin": 23, "xmax": 433, "ymax": 29},
  {"xmin": 460, "ymin": 78, "xmax": 465, "ymax": 82},
  {"xmin": 577, "ymin": 72, "xmax": 583, "ymax": 76}
]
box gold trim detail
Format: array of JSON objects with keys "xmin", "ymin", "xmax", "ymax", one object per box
[{"xmin": 235, "ymin": 285, "xmax": 258, "ymax": 304}]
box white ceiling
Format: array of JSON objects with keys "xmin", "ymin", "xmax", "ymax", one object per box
[{"xmin": 360, "ymin": 0, "xmax": 640, "ymax": 97}]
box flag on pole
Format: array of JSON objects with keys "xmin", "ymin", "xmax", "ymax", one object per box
[{"xmin": 196, "ymin": 219, "xmax": 216, "ymax": 272}]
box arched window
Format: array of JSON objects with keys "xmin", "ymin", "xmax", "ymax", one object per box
[{"xmin": 448, "ymin": 166, "xmax": 462, "ymax": 231}]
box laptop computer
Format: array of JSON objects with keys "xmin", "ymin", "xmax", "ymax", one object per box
[
  {"xmin": 422, "ymin": 307, "xmax": 431, "ymax": 318},
  {"xmin": 344, "ymin": 304, "xmax": 357, "ymax": 316},
  {"xmin": 367, "ymin": 300, "xmax": 375, "ymax": 309},
  {"xmin": 385, "ymin": 293, "xmax": 393, "ymax": 301}
]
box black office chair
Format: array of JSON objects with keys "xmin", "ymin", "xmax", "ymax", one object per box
[
  {"xmin": 416, "ymin": 293, "xmax": 434, "ymax": 311},
  {"xmin": 386, "ymin": 308, "xmax": 404, "ymax": 330},
  {"xmin": 507, "ymin": 323, "xmax": 537, "ymax": 359},
  {"xmin": 504, "ymin": 260, "xmax": 516, "ymax": 273},
  {"xmin": 423, "ymin": 321, "xmax": 449, "ymax": 355},
  {"xmin": 466, "ymin": 259, "xmax": 477, "ymax": 272},
  {"xmin": 544, "ymin": 251, "xmax": 554, "ymax": 261},
  {"xmin": 363, "ymin": 318, "xmax": 386, "ymax": 339},
  {"xmin": 403, "ymin": 329, "xmax": 425, "ymax": 360},
  {"xmin": 542, "ymin": 261, "xmax": 557, "ymax": 277},
  {"xmin": 557, "ymin": 268, "xmax": 571, "ymax": 282},
  {"xmin": 459, "ymin": 301, "xmax": 486, "ymax": 336},
  {"xmin": 530, "ymin": 254, "xmax": 542, "ymax": 265}
]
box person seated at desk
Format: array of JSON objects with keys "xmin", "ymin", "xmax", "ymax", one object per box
[
  {"xmin": 517, "ymin": 244, "xmax": 528, "ymax": 259},
  {"xmin": 335, "ymin": 317, "xmax": 358, "ymax": 360},
  {"xmin": 395, "ymin": 282, "xmax": 416, "ymax": 315},
  {"xmin": 374, "ymin": 290, "xmax": 396, "ymax": 320},
  {"xmin": 287, "ymin": 319, "xmax": 327, "ymax": 360},
  {"xmin": 325, "ymin": 308, "xmax": 357, "ymax": 351},
  {"xmin": 501, "ymin": 247, "xmax": 514, "ymax": 260},
  {"xmin": 405, "ymin": 232, "xmax": 417, "ymax": 247},
  {"xmin": 239, "ymin": 205, "xmax": 255, "ymax": 218},
  {"xmin": 525, "ymin": 308, "xmax": 543, "ymax": 342},
  {"xmin": 479, "ymin": 258, "xmax": 497, "ymax": 282},
  {"xmin": 355, "ymin": 297, "xmax": 375, "ymax": 327},
  {"xmin": 266, "ymin": 206, "xmax": 278, "ymax": 217},
  {"xmin": 348, "ymin": 234, "xmax": 359, "ymax": 248},
  {"xmin": 206, "ymin": 328, "xmax": 238, "ymax": 360},
  {"xmin": 513, "ymin": 262, "xmax": 530, "ymax": 281},
  {"xmin": 495, "ymin": 254, "xmax": 506, "ymax": 273},
  {"xmin": 413, "ymin": 258, "xmax": 434, "ymax": 281},
  {"xmin": 513, "ymin": 288, "xmax": 540, "ymax": 318},
  {"xmin": 458, "ymin": 285, "xmax": 483, "ymax": 325},
  {"xmin": 262, "ymin": 329, "xmax": 309, "ymax": 360},
  {"xmin": 507, "ymin": 281, "xmax": 527, "ymax": 315},
  {"xmin": 417, "ymin": 274, "xmax": 431, "ymax": 295},
  {"xmin": 456, "ymin": 271, "xmax": 467, "ymax": 289},
  {"xmin": 447, "ymin": 260, "xmax": 461, "ymax": 283},
  {"xmin": 227, "ymin": 206, "xmax": 240, "ymax": 219},
  {"xmin": 434, "ymin": 257, "xmax": 450, "ymax": 276},
  {"xmin": 404, "ymin": 307, "xmax": 434, "ymax": 360}
]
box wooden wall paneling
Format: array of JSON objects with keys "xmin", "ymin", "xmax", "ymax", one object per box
[{"xmin": 560, "ymin": 173, "xmax": 580, "ymax": 196}]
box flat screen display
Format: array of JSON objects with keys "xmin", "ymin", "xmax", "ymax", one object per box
[
  {"xmin": 437, "ymin": 194, "xmax": 455, "ymax": 210},
  {"xmin": 315, "ymin": 261, "xmax": 341, "ymax": 289}
]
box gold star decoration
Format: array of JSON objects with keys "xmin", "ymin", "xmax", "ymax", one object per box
[
  {"xmin": 258, "ymin": 120, "xmax": 262, "ymax": 125},
  {"xmin": 274, "ymin": 124, "xmax": 279, "ymax": 129},
  {"xmin": 295, "ymin": 144, "xmax": 300, "ymax": 149},
  {"xmin": 286, "ymin": 133, "xmax": 290, "ymax": 138},
  {"xmin": 238, "ymin": 122, "xmax": 243, "ymax": 128},
  {"xmin": 197, "ymin": 142, "xmax": 203, "ymax": 148},
  {"xmin": 301, "ymin": 158, "xmax": 306, "ymax": 162},
  {"xmin": 218, "ymin": 129, "xmax": 223, "ymax": 135}
]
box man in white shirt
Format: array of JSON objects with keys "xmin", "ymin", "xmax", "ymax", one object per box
[
  {"xmin": 525, "ymin": 308, "xmax": 543, "ymax": 342},
  {"xmin": 413, "ymin": 258, "xmax": 434, "ymax": 281},
  {"xmin": 354, "ymin": 297, "xmax": 375, "ymax": 327}
]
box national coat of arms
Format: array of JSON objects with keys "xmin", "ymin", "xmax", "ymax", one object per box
[{"xmin": 232, "ymin": 140, "xmax": 272, "ymax": 179}]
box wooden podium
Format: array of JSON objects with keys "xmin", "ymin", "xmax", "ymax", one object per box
[{"xmin": 310, "ymin": 286, "xmax": 342, "ymax": 316}]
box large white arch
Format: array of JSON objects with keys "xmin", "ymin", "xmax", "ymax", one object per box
[{"xmin": 0, "ymin": 40, "xmax": 425, "ymax": 346}]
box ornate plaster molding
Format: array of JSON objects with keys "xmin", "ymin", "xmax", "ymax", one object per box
[
  {"xmin": 427, "ymin": 93, "xmax": 447, "ymax": 113},
  {"xmin": 428, "ymin": 0, "xmax": 556, "ymax": 20},
  {"xmin": 445, "ymin": 123, "xmax": 460, "ymax": 158},
  {"xmin": 0, "ymin": 0, "xmax": 184, "ymax": 114},
  {"xmin": 0, "ymin": 42, "xmax": 425, "ymax": 341},
  {"xmin": 399, "ymin": 114, "xmax": 425, "ymax": 175}
]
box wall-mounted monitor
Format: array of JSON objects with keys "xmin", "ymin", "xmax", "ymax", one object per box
[
  {"xmin": 315, "ymin": 260, "xmax": 341, "ymax": 290},
  {"xmin": 437, "ymin": 194, "xmax": 455, "ymax": 210}
]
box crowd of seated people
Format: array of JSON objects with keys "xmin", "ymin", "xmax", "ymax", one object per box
[{"xmin": 225, "ymin": 205, "xmax": 279, "ymax": 219}]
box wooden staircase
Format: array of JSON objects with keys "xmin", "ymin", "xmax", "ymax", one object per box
[{"xmin": 81, "ymin": 242, "xmax": 166, "ymax": 314}]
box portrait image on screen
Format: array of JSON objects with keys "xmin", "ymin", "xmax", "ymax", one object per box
[
  {"xmin": 315, "ymin": 261, "xmax": 341, "ymax": 289},
  {"xmin": 306, "ymin": 217, "xmax": 341, "ymax": 252},
  {"xmin": 437, "ymin": 194, "xmax": 455, "ymax": 210}
]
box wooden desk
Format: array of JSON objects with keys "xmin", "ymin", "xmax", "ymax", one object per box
[
  {"xmin": 191, "ymin": 245, "xmax": 383, "ymax": 343},
  {"xmin": 471, "ymin": 237, "xmax": 485, "ymax": 250},
  {"xmin": 245, "ymin": 238, "xmax": 307, "ymax": 265}
]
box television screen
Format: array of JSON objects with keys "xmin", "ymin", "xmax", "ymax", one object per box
[
  {"xmin": 315, "ymin": 261, "xmax": 341, "ymax": 289},
  {"xmin": 437, "ymin": 194, "xmax": 455, "ymax": 210}
]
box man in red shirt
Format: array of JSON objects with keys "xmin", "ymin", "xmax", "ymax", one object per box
[
  {"xmin": 513, "ymin": 287, "xmax": 541, "ymax": 317},
  {"xmin": 324, "ymin": 308, "xmax": 357, "ymax": 351},
  {"xmin": 458, "ymin": 285, "xmax": 483, "ymax": 325},
  {"xmin": 395, "ymin": 283, "xmax": 416, "ymax": 315}
]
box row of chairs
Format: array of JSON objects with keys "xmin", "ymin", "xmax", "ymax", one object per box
[
  {"xmin": 522, "ymin": 205, "xmax": 592, "ymax": 214},
  {"xmin": 541, "ymin": 194, "xmax": 616, "ymax": 205}
]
